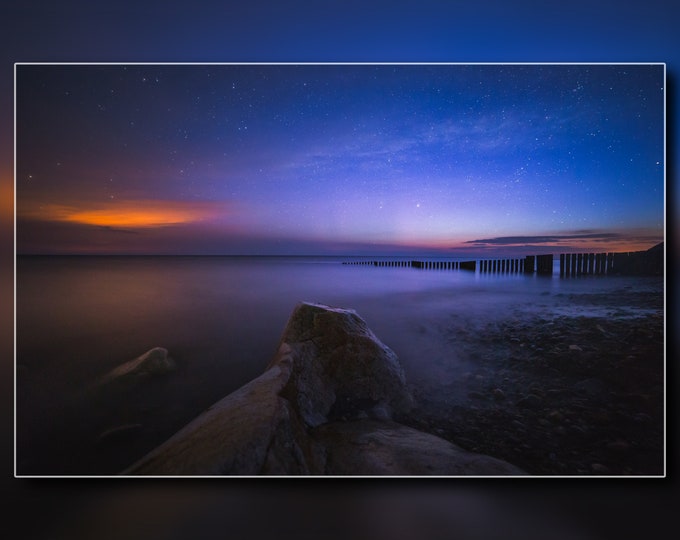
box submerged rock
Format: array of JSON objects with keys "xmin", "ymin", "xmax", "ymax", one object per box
[
  {"xmin": 122, "ymin": 302, "xmax": 525, "ymax": 476},
  {"xmin": 99, "ymin": 347, "xmax": 175, "ymax": 386}
]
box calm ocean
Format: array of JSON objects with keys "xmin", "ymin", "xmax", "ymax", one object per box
[{"xmin": 15, "ymin": 255, "xmax": 663, "ymax": 475}]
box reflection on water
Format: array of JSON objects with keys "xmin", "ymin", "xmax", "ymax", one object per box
[{"xmin": 15, "ymin": 256, "xmax": 664, "ymax": 475}]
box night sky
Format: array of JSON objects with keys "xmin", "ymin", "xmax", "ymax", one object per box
[
  {"xmin": 16, "ymin": 63, "xmax": 664, "ymax": 256},
  {"xmin": 3, "ymin": 0, "xmax": 678, "ymax": 537}
]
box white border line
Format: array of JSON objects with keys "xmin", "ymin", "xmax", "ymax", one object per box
[{"xmin": 13, "ymin": 62, "xmax": 667, "ymax": 479}]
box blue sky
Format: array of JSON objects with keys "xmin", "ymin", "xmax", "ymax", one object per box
[{"xmin": 15, "ymin": 63, "xmax": 664, "ymax": 255}]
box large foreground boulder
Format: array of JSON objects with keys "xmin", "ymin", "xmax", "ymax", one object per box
[
  {"xmin": 269, "ymin": 302, "xmax": 414, "ymax": 427},
  {"xmin": 123, "ymin": 302, "xmax": 526, "ymax": 476}
]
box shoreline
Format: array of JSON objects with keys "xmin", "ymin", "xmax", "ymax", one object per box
[
  {"xmin": 399, "ymin": 292, "xmax": 664, "ymax": 476},
  {"xmin": 15, "ymin": 269, "xmax": 664, "ymax": 476}
]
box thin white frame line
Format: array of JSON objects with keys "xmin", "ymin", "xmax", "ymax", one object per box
[{"xmin": 13, "ymin": 62, "xmax": 667, "ymax": 479}]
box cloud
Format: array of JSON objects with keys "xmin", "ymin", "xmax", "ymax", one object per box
[
  {"xmin": 17, "ymin": 198, "xmax": 234, "ymax": 228},
  {"xmin": 462, "ymin": 230, "xmax": 663, "ymax": 254},
  {"xmin": 465, "ymin": 233, "xmax": 622, "ymax": 246}
]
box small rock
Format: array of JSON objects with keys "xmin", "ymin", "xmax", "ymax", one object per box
[
  {"xmin": 516, "ymin": 394, "xmax": 542, "ymax": 409},
  {"xmin": 569, "ymin": 344, "xmax": 583, "ymax": 352},
  {"xmin": 633, "ymin": 412, "xmax": 652, "ymax": 423},
  {"xmin": 548, "ymin": 410, "xmax": 563, "ymax": 423},
  {"xmin": 569, "ymin": 425, "xmax": 587, "ymax": 436},
  {"xmin": 590, "ymin": 409, "xmax": 611, "ymax": 424},
  {"xmin": 97, "ymin": 423, "xmax": 143, "ymax": 445},
  {"xmin": 606, "ymin": 439, "xmax": 631, "ymax": 452},
  {"xmin": 574, "ymin": 378, "xmax": 607, "ymax": 396},
  {"xmin": 591, "ymin": 463, "xmax": 611, "ymax": 474},
  {"xmin": 492, "ymin": 388, "xmax": 506, "ymax": 401}
]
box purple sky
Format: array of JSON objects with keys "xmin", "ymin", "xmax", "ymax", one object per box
[{"xmin": 16, "ymin": 63, "xmax": 664, "ymax": 256}]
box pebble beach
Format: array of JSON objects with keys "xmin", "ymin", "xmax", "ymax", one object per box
[{"xmin": 399, "ymin": 283, "xmax": 665, "ymax": 476}]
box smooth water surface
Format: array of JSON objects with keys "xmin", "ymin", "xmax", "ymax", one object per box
[{"xmin": 15, "ymin": 255, "xmax": 664, "ymax": 475}]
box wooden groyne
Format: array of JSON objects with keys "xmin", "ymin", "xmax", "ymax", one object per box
[
  {"xmin": 559, "ymin": 243, "xmax": 663, "ymax": 277},
  {"xmin": 342, "ymin": 260, "xmax": 476, "ymax": 270},
  {"xmin": 479, "ymin": 258, "xmax": 524, "ymax": 273},
  {"xmin": 342, "ymin": 243, "xmax": 662, "ymax": 278},
  {"xmin": 343, "ymin": 254, "xmax": 550, "ymax": 275},
  {"xmin": 560, "ymin": 253, "xmax": 612, "ymax": 276}
]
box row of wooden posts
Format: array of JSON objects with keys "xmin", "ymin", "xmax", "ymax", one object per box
[
  {"xmin": 343, "ymin": 248, "xmax": 662, "ymax": 277},
  {"xmin": 560, "ymin": 253, "xmax": 612, "ymax": 276},
  {"xmin": 342, "ymin": 255, "xmax": 553, "ymax": 274},
  {"xmin": 560, "ymin": 249, "xmax": 663, "ymax": 276}
]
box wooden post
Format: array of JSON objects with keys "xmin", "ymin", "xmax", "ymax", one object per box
[
  {"xmin": 568, "ymin": 253, "xmax": 573, "ymax": 276},
  {"xmin": 536, "ymin": 254, "xmax": 553, "ymax": 274}
]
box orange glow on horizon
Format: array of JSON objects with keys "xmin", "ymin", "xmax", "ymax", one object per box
[
  {"xmin": 19, "ymin": 199, "xmax": 230, "ymax": 228},
  {"xmin": 0, "ymin": 177, "xmax": 13, "ymax": 223}
]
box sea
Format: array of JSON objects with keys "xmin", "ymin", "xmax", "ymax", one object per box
[{"xmin": 14, "ymin": 255, "xmax": 665, "ymax": 475}]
